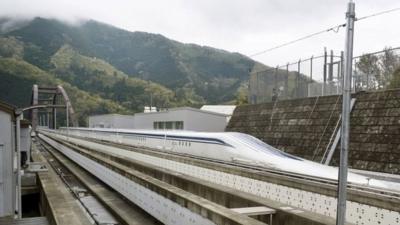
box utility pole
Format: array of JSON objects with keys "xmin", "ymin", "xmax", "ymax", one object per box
[
  {"xmin": 329, "ymin": 50, "xmax": 334, "ymax": 82},
  {"xmin": 323, "ymin": 47, "xmax": 327, "ymax": 96},
  {"xmin": 66, "ymin": 104, "xmax": 69, "ymax": 138},
  {"xmin": 286, "ymin": 63, "xmax": 289, "ymax": 98},
  {"xmin": 47, "ymin": 111, "xmax": 50, "ymax": 128},
  {"xmin": 310, "ymin": 55, "xmax": 313, "ymax": 81},
  {"xmin": 297, "ymin": 59, "xmax": 301, "ymax": 98},
  {"xmin": 53, "ymin": 108, "xmax": 57, "ymax": 129},
  {"xmin": 15, "ymin": 112, "xmax": 22, "ymax": 219},
  {"xmin": 274, "ymin": 65, "xmax": 278, "ymax": 90},
  {"xmin": 150, "ymin": 93, "xmax": 153, "ymax": 111},
  {"xmin": 336, "ymin": 1, "xmax": 355, "ymax": 225}
]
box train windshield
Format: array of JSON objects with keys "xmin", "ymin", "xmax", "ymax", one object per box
[{"xmin": 229, "ymin": 133, "xmax": 302, "ymax": 160}]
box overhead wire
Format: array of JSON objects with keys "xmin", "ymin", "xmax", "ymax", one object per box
[
  {"xmin": 356, "ymin": 7, "xmax": 400, "ymax": 21},
  {"xmin": 248, "ymin": 6, "xmax": 400, "ymax": 58},
  {"xmin": 249, "ymin": 23, "xmax": 345, "ymax": 57}
]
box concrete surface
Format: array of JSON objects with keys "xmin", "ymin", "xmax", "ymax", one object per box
[
  {"xmin": 31, "ymin": 142, "xmax": 92, "ymax": 225},
  {"xmin": 227, "ymin": 89, "xmax": 400, "ymax": 174},
  {"xmin": 43, "ymin": 139, "xmax": 161, "ymax": 225}
]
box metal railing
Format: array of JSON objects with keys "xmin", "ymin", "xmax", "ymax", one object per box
[{"xmin": 249, "ymin": 47, "xmax": 400, "ymax": 103}]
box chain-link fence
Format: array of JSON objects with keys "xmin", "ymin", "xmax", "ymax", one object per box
[
  {"xmin": 353, "ymin": 47, "xmax": 400, "ymax": 92},
  {"xmin": 249, "ymin": 47, "xmax": 400, "ymax": 104}
]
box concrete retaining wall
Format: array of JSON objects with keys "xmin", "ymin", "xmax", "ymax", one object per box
[{"xmin": 226, "ymin": 89, "xmax": 400, "ymax": 174}]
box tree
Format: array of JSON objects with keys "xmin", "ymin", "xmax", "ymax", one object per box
[
  {"xmin": 355, "ymin": 47, "xmax": 400, "ymax": 90},
  {"xmin": 378, "ymin": 47, "xmax": 400, "ymax": 89},
  {"xmin": 0, "ymin": 37, "xmax": 24, "ymax": 58},
  {"xmin": 355, "ymin": 54, "xmax": 380, "ymax": 89},
  {"xmin": 389, "ymin": 68, "xmax": 400, "ymax": 89},
  {"xmin": 235, "ymin": 82, "xmax": 249, "ymax": 105}
]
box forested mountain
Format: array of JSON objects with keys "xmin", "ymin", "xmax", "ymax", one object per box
[
  {"xmin": 0, "ymin": 17, "xmax": 266, "ymax": 124},
  {"xmin": 0, "ymin": 57, "xmax": 128, "ymax": 125}
]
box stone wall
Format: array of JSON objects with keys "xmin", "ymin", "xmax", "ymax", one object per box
[{"xmin": 226, "ymin": 89, "xmax": 400, "ymax": 174}]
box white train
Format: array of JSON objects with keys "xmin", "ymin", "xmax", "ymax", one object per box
[{"xmin": 45, "ymin": 127, "xmax": 400, "ymax": 191}]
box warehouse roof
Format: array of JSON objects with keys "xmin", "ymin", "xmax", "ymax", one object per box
[
  {"xmin": 135, "ymin": 107, "xmax": 228, "ymax": 117},
  {"xmin": 89, "ymin": 113, "xmax": 135, "ymax": 118},
  {"xmin": 200, "ymin": 105, "xmax": 236, "ymax": 115},
  {"xmin": 0, "ymin": 100, "xmax": 16, "ymax": 119}
]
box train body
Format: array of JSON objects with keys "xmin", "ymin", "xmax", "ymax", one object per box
[{"xmin": 43, "ymin": 127, "xmax": 399, "ymax": 191}]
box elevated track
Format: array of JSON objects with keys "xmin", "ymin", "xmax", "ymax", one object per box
[
  {"xmin": 35, "ymin": 138, "xmax": 160, "ymax": 225},
  {"xmin": 38, "ymin": 130, "xmax": 400, "ymax": 225}
]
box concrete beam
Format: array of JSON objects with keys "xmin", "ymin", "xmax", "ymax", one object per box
[
  {"xmin": 230, "ymin": 206, "xmax": 276, "ymax": 216},
  {"xmin": 40, "ymin": 133, "xmax": 267, "ymax": 225},
  {"xmin": 31, "ymin": 143, "xmax": 92, "ymax": 225},
  {"xmin": 38, "ymin": 139, "xmax": 160, "ymax": 225},
  {"xmin": 88, "ymin": 136, "xmax": 399, "ymax": 213}
]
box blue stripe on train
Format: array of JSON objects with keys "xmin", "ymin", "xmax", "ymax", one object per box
[{"xmin": 67, "ymin": 128, "xmax": 232, "ymax": 147}]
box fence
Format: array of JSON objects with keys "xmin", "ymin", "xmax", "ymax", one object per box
[
  {"xmin": 353, "ymin": 47, "xmax": 400, "ymax": 92},
  {"xmin": 248, "ymin": 47, "xmax": 400, "ymax": 103}
]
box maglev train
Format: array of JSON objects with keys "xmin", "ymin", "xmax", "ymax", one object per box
[{"xmin": 50, "ymin": 127, "xmax": 400, "ymax": 191}]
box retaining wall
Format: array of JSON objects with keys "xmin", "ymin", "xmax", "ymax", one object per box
[{"xmin": 226, "ymin": 89, "xmax": 400, "ymax": 174}]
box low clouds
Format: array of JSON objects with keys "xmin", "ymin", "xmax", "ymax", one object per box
[{"xmin": 0, "ymin": 0, "xmax": 399, "ymax": 79}]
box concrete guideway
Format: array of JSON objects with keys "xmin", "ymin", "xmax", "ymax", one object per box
[
  {"xmin": 0, "ymin": 217, "xmax": 49, "ymax": 225},
  {"xmin": 39, "ymin": 133, "xmax": 268, "ymax": 225},
  {"xmin": 45, "ymin": 134, "xmax": 332, "ymax": 225},
  {"xmin": 36, "ymin": 139, "xmax": 161, "ymax": 225},
  {"xmin": 40, "ymin": 130, "xmax": 400, "ymax": 225},
  {"xmin": 30, "ymin": 141, "xmax": 93, "ymax": 225}
]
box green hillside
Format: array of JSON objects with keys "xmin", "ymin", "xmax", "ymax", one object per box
[
  {"xmin": 50, "ymin": 44, "xmax": 177, "ymax": 111},
  {"xmin": 0, "ymin": 17, "xmax": 283, "ymax": 125},
  {"xmin": 0, "ymin": 57, "xmax": 129, "ymax": 125},
  {"xmin": 4, "ymin": 18, "xmax": 256, "ymax": 103}
]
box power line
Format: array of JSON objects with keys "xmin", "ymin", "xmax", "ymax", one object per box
[
  {"xmin": 248, "ymin": 24, "xmax": 345, "ymax": 57},
  {"xmin": 249, "ymin": 6, "xmax": 400, "ymax": 58},
  {"xmin": 357, "ymin": 7, "xmax": 400, "ymax": 21}
]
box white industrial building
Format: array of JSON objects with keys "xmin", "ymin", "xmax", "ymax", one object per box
[
  {"xmin": 0, "ymin": 101, "xmax": 33, "ymax": 218},
  {"xmin": 0, "ymin": 101, "xmax": 16, "ymax": 217},
  {"xmin": 134, "ymin": 107, "xmax": 230, "ymax": 132},
  {"xmin": 200, "ymin": 105, "xmax": 236, "ymax": 122},
  {"xmin": 88, "ymin": 114, "xmax": 135, "ymax": 129},
  {"xmin": 88, "ymin": 106, "xmax": 234, "ymax": 132}
]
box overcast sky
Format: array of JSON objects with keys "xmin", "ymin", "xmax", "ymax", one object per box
[{"xmin": 1, "ymin": 0, "xmax": 399, "ymax": 80}]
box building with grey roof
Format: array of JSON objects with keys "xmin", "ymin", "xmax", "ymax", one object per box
[{"xmin": 88, "ymin": 106, "xmax": 232, "ymax": 132}]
